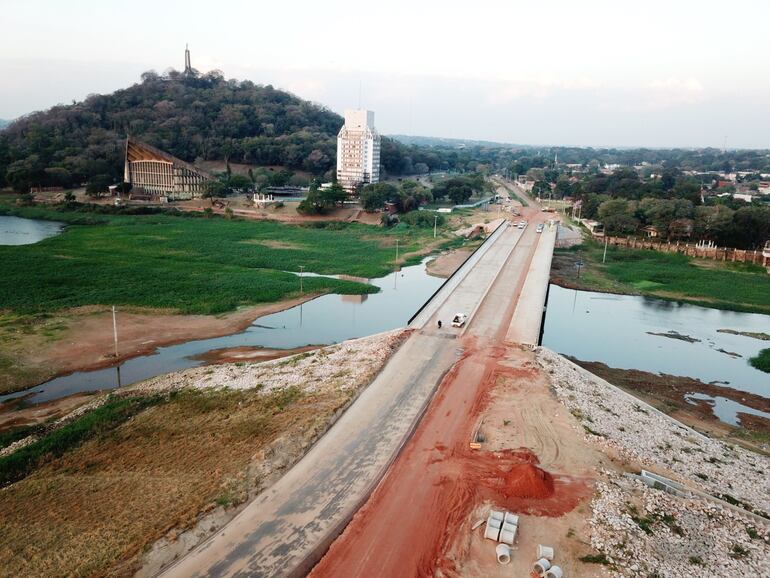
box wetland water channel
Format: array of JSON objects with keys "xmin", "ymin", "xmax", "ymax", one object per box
[
  {"xmin": 0, "ymin": 215, "xmax": 63, "ymax": 245},
  {"xmin": 3, "ymin": 243, "xmax": 768, "ymax": 421},
  {"xmin": 1, "ymin": 261, "xmax": 444, "ymax": 406},
  {"xmin": 542, "ymin": 284, "xmax": 770, "ymax": 426}
]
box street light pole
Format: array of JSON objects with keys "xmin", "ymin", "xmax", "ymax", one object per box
[
  {"xmin": 433, "ymin": 215, "xmax": 438, "ymax": 238},
  {"xmin": 602, "ymin": 236, "xmax": 609, "ymax": 263}
]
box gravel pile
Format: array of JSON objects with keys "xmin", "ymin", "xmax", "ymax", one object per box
[
  {"xmin": 132, "ymin": 329, "xmax": 407, "ymax": 397},
  {"xmin": 536, "ymin": 347, "xmax": 770, "ymax": 516},
  {"xmin": 590, "ymin": 474, "xmax": 770, "ymax": 577}
]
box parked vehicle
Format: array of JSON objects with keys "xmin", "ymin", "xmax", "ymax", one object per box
[
  {"xmin": 536, "ymin": 224, "xmax": 544, "ymax": 233},
  {"xmin": 517, "ymin": 220, "xmax": 526, "ymax": 229},
  {"xmin": 451, "ymin": 313, "xmax": 467, "ymax": 327}
]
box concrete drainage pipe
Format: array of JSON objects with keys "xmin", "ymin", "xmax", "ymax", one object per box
[
  {"xmin": 483, "ymin": 519, "xmax": 501, "ymax": 541},
  {"xmin": 546, "ymin": 566, "xmax": 564, "ymax": 578},
  {"xmin": 534, "ymin": 558, "xmax": 551, "ymax": 573},
  {"xmin": 495, "ymin": 543, "xmax": 511, "ymax": 565},
  {"xmin": 537, "ymin": 544, "xmax": 555, "ymax": 560},
  {"xmin": 498, "ymin": 524, "xmax": 517, "ymax": 545}
]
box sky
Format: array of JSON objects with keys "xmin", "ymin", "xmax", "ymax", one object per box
[{"xmin": 1, "ymin": 0, "xmax": 770, "ymax": 148}]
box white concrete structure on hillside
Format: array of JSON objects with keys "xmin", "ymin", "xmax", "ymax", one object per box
[{"xmin": 336, "ymin": 109, "xmax": 380, "ymax": 193}]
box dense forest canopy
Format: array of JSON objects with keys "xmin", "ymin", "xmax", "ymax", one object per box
[
  {"xmin": 0, "ymin": 69, "xmax": 418, "ymax": 192},
  {"xmin": 1, "ymin": 66, "xmax": 770, "ymax": 195},
  {"xmin": 526, "ymin": 166, "xmax": 770, "ymax": 249}
]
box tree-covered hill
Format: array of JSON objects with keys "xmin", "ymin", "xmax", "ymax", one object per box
[{"xmin": 0, "ymin": 69, "xmax": 406, "ymax": 191}]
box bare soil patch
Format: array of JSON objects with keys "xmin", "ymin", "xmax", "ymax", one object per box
[
  {"xmin": 192, "ymin": 345, "xmax": 319, "ymax": 364},
  {"xmin": 0, "ymin": 295, "xmax": 317, "ymax": 395},
  {"xmin": 426, "ymin": 249, "xmax": 473, "ymax": 278},
  {"xmin": 0, "ymin": 392, "xmax": 98, "ymax": 433},
  {"xmin": 312, "ymin": 344, "xmax": 607, "ymax": 578}
]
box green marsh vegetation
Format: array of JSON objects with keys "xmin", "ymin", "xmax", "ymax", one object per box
[
  {"xmin": 0, "ymin": 203, "xmax": 446, "ymax": 316},
  {"xmin": 553, "ymin": 238, "xmax": 770, "ymax": 314},
  {"xmin": 749, "ymin": 348, "xmax": 770, "ymax": 373}
]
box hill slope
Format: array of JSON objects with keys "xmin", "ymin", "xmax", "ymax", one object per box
[{"xmin": 0, "ymin": 70, "xmax": 403, "ymax": 191}]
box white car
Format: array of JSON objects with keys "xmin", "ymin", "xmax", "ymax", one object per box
[
  {"xmin": 536, "ymin": 224, "xmax": 544, "ymax": 233},
  {"xmin": 517, "ymin": 221, "xmax": 526, "ymax": 229},
  {"xmin": 451, "ymin": 313, "xmax": 467, "ymax": 327}
]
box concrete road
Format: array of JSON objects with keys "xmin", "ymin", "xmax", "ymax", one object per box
[
  {"xmin": 159, "ymin": 221, "xmax": 538, "ymax": 578},
  {"xmin": 507, "ymin": 223, "xmax": 557, "ymax": 345}
]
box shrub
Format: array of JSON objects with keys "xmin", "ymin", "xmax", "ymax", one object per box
[
  {"xmin": 749, "ymin": 348, "xmax": 770, "ymax": 373},
  {"xmin": 400, "ymin": 211, "xmax": 445, "ymax": 228}
]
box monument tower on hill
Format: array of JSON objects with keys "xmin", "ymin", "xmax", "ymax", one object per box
[{"xmin": 184, "ymin": 44, "xmax": 193, "ymax": 75}]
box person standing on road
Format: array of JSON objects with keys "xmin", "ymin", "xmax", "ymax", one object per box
[{"xmin": 437, "ymin": 320, "xmax": 442, "ymax": 329}]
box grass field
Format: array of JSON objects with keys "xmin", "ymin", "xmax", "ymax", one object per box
[
  {"xmin": 552, "ymin": 239, "xmax": 770, "ymax": 314},
  {"xmin": 0, "ymin": 386, "xmax": 353, "ymax": 577},
  {"xmin": 0, "ymin": 204, "xmax": 444, "ymax": 315}
]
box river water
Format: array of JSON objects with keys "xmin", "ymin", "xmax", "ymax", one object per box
[
  {"xmin": 3, "ymin": 251, "xmax": 768, "ymax": 427},
  {"xmin": 0, "ymin": 215, "xmax": 63, "ymax": 245},
  {"xmin": 541, "ymin": 284, "xmax": 770, "ymax": 425},
  {"xmin": 0, "ymin": 261, "xmax": 443, "ymax": 405}
]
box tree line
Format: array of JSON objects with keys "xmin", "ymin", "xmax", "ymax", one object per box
[{"xmin": 561, "ymin": 169, "xmax": 770, "ymax": 249}]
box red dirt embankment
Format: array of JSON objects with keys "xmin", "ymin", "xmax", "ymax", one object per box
[{"xmin": 310, "ymin": 340, "xmax": 591, "ymax": 578}]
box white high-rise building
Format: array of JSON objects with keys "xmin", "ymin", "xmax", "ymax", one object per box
[{"xmin": 336, "ymin": 109, "xmax": 380, "ymax": 193}]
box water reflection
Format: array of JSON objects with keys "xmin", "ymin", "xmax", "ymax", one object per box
[
  {"xmin": 0, "ymin": 216, "xmax": 63, "ymax": 245},
  {"xmin": 542, "ymin": 284, "xmax": 770, "ymax": 399},
  {"xmin": 686, "ymin": 393, "xmax": 770, "ymax": 426}
]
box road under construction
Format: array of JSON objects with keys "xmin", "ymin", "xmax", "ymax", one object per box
[{"xmin": 160, "ymin": 199, "xmax": 567, "ymax": 577}]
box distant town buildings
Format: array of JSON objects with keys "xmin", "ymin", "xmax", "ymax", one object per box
[
  {"xmin": 336, "ymin": 109, "xmax": 380, "ymax": 193},
  {"xmin": 124, "ymin": 137, "xmax": 211, "ymax": 200}
]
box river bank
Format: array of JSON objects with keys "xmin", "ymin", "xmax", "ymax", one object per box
[
  {"xmin": 550, "ymin": 240, "xmax": 770, "ymax": 315},
  {"xmin": 0, "ymin": 330, "xmax": 408, "ymax": 578},
  {"xmin": 570, "ymin": 359, "xmax": 770, "ymax": 453},
  {"xmin": 537, "ymin": 347, "xmax": 770, "ymax": 576},
  {"xmin": 0, "ymin": 295, "xmax": 320, "ymax": 396}
]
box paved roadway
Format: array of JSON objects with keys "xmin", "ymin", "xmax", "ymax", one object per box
[
  {"xmin": 159, "ymin": 220, "xmax": 546, "ymax": 578},
  {"xmin": 507, "ymin": 223, "xmax": 557, "ymax": 345}
]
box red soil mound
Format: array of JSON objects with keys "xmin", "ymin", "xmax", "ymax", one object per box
[{"xmin": 504, "ymin": 462, "xmax": 555, "ymax": 499}]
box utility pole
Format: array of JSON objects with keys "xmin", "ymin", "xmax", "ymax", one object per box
[
  {"xmin": 433, "ymin": 215, "xmax": 438, "ymax": 239},
  {"xmin": 393, "ymin": 239, "xmax": 400, "ymax": 290},
  {"xmin": 112, "ymin": 306, "xmax": 119, "ymax": 358},
  {"xmin": 299, "ymin": 265, "xmax": 304, "ymax": 294},
  {"xmin": 602, "ymin": 236, "xmax": 609, "ymax": 263}
]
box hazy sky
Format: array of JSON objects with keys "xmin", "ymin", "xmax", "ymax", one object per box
[{"xmin": 2, "ymin": 0, "xmax": 770, "ymax": 148}]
